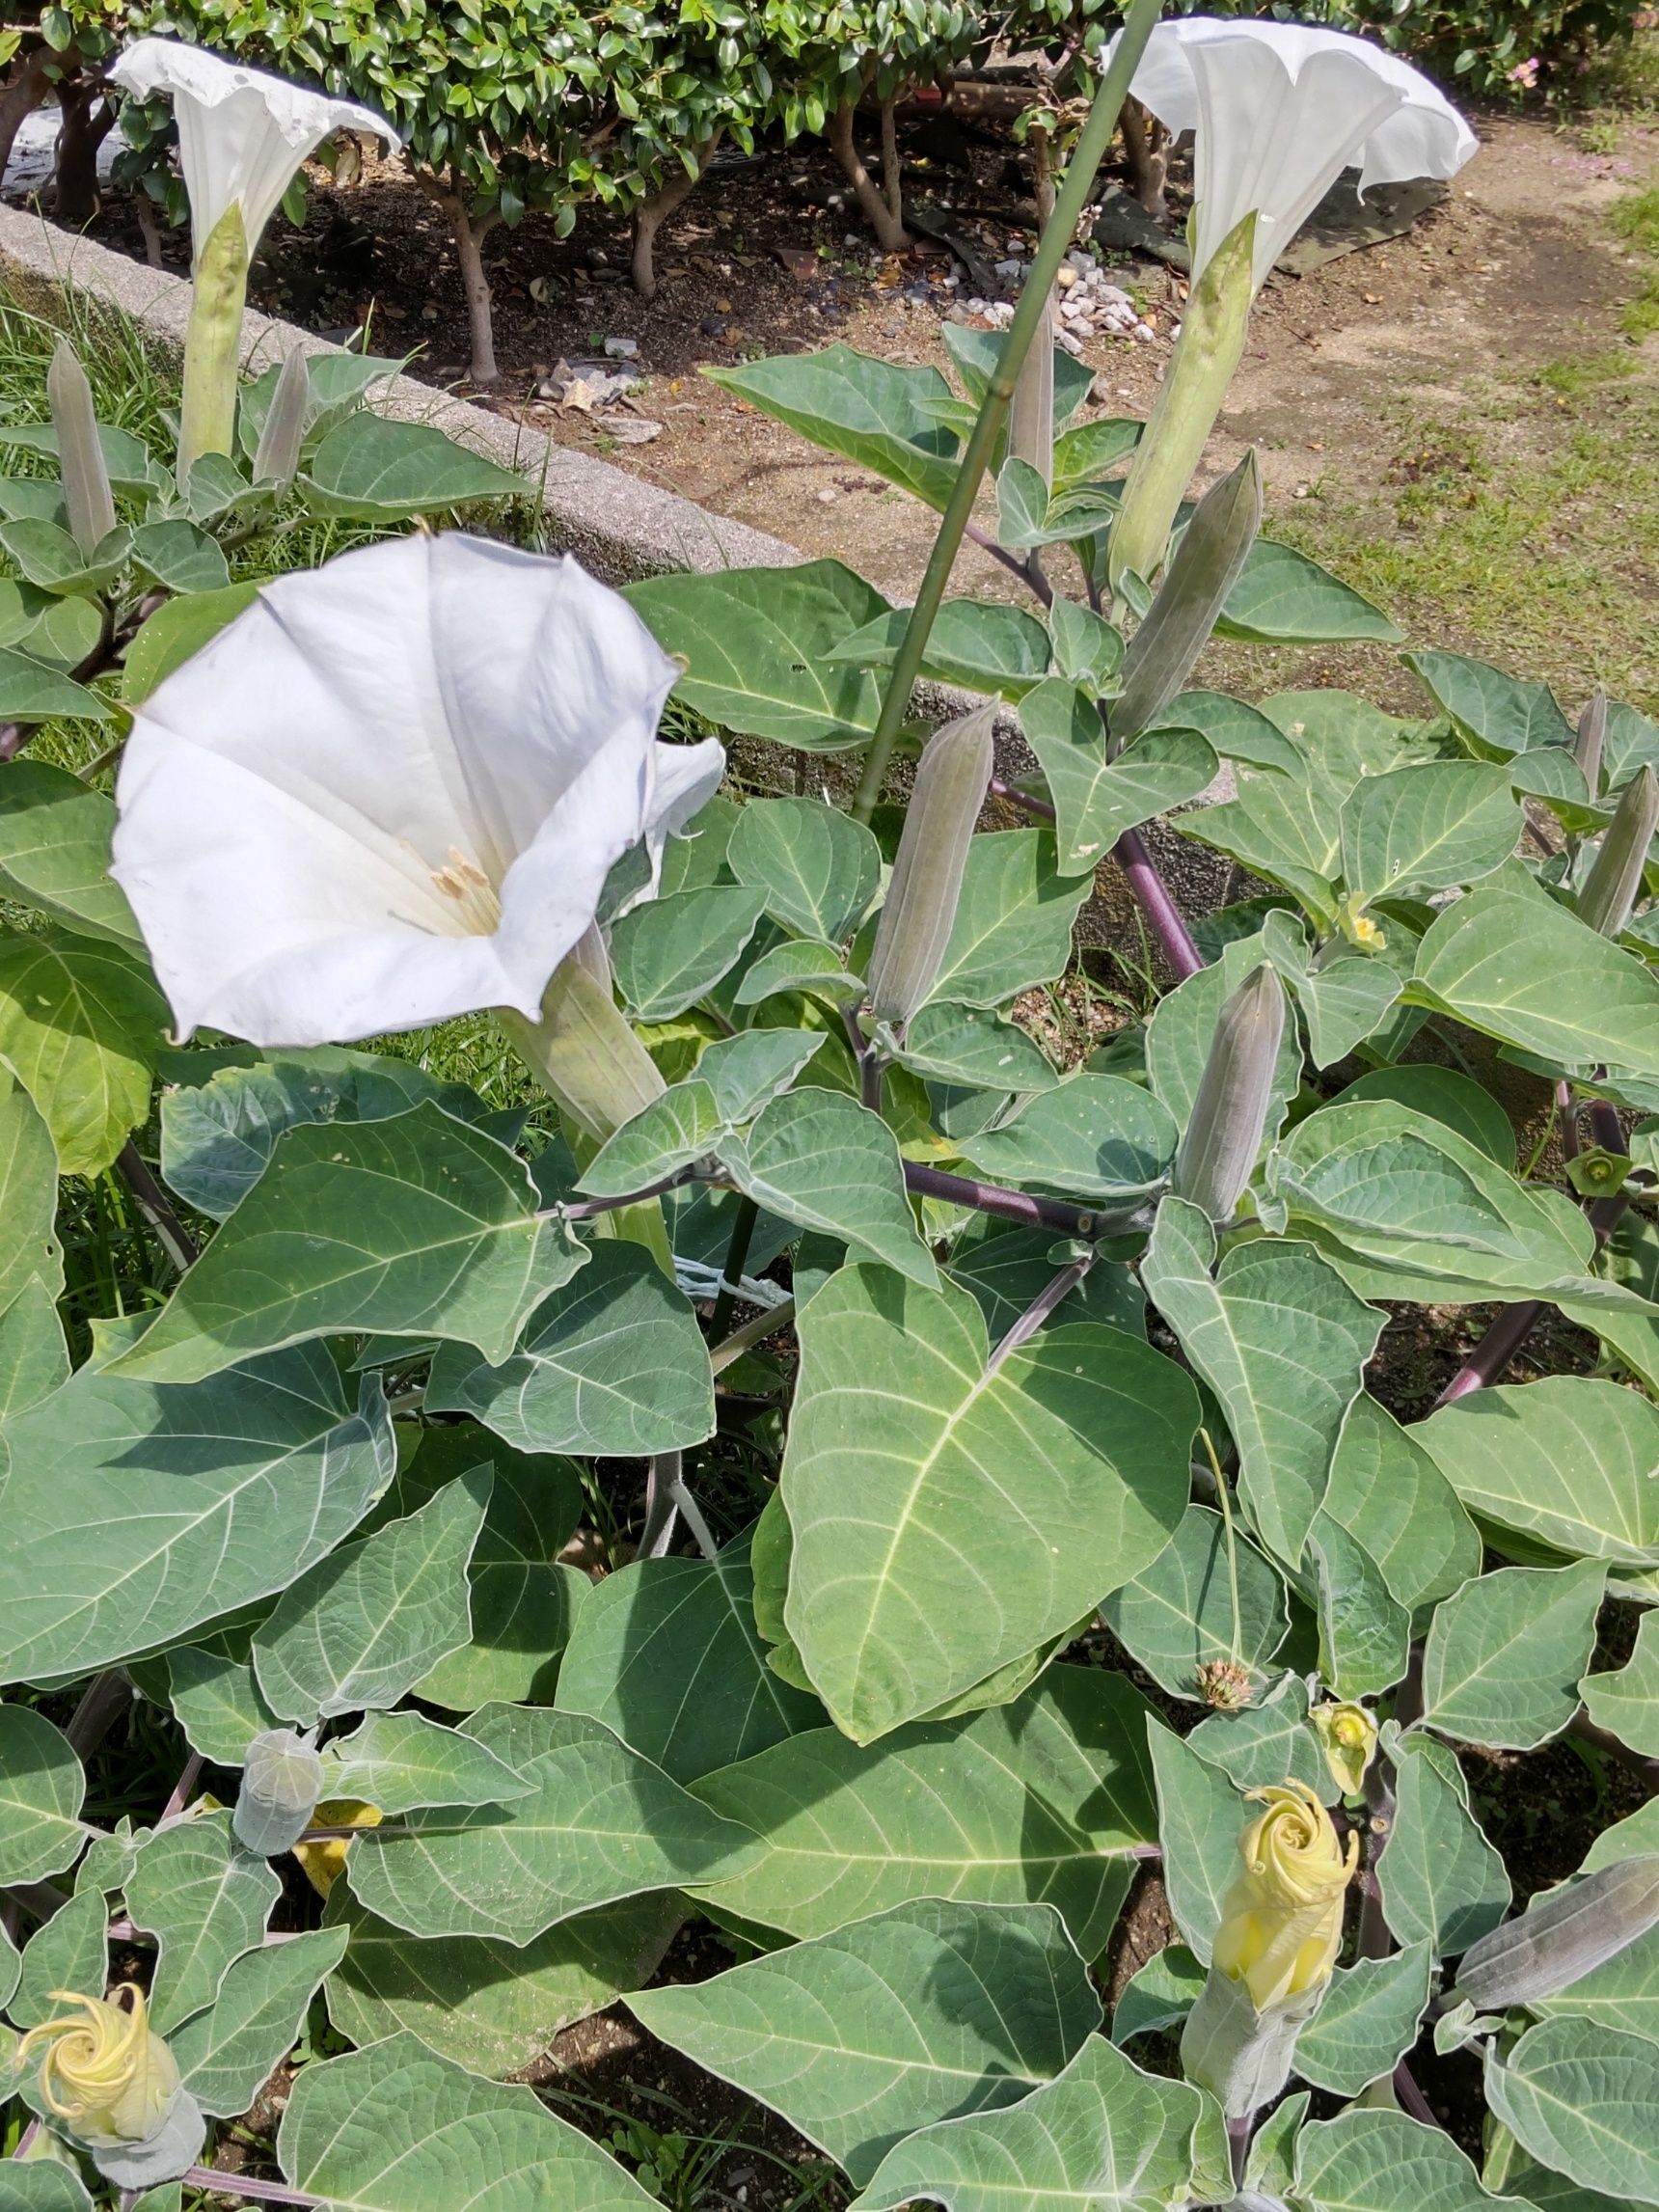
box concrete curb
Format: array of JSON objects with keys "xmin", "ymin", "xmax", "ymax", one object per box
[{"xmin": 0, "ymin": 202, "xmax": 803, "ymax": 587}]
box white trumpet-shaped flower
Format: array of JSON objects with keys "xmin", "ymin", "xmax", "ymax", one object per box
[
  {"xmin": 1115, "ymin": 17, "xmax": 1477, "ymax": 291},
  {"xmin": 111, "ymin": 533, "xmax": 723, "ymax": 1049},
  {"xmin": 109, "ymin": 39, "xmax": 397, "ymax": 270}
]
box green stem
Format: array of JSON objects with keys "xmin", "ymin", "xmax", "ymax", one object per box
[
  {"xmin": 709, "ymin": 1194, "xmax": 759, "ymax": 1338},
  {"xmin": 1202, "ymin": 1426, "xmax": 1244, "ymax": 1667},
  {"xmin": 849, "ymin": 0, "xmax": 1162, "ymax": 824}
]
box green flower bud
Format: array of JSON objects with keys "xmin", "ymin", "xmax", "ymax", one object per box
[
  {"xmin": 233, "ymin": 1726, "xmax": 324, "ymax": 1856},
  {"xmin": 1110, "ymin": 451, "xmax": 1262, "ymax": 744},
  {"xmin": 1312, "ymin": 1700, "xmax": 1378, "ymax": 1797},
  {"xmin": 1173, "ymin": 963, "xmax": 1285, "ymax": 1222},
  {"xmin": 1007, "ymin": 304, "xmax": 1056, "ymax": 489},
  {"xmin": 178, "ymin": 201, "xmax": 250, "ymax": 479},
  {"xmin": 253, "ymin": 347, "xmax": 312, "ymax": 490},
  {"xmin": 1576, "ymin": 688, "xmax": 1607, "ymax": 799},
  {"xmin": 46, "ymin": 341, "xmax": 117, "ymax": 560},
  {"xmin": 1579, "ymin": 764, "xmax": 1659, "ymax": 940},
  {"xmin": 1455, "ymin": 1856, "xmax": 1659, "ymax": 2012},
  {"xmin": 865, "ymin": 703, "xmax": 996, "ymax": 1025}
]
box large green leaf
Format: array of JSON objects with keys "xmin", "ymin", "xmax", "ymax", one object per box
[
  {"xmin": 0, "ymin": 649, "xmax": 109, "ymax": 731},
  {"xmin": 719, "ymin": 1089, "xmax": 938, "ymax": 1289},
  {"xmin": 1417, "ymin": 1560, "xmax": 1607, "ymax": 1750},
  {"xmin": 707, "ymin": 348, "xmax": 960, "ymax": 507},
  {"xmin": 943, "ymin": 1215, "xmax": 1144, "ymax": 1343},
  {"xmin": 1217, "ymin": 540, "xmax": 1401, "ymax": 645},
  {"xmin": 278, "ymin": 2032, "xmax": 658, "ymax": 2212},
  {"xmin": 302, "ymin": 415, "xmax": 523, "ymax": 518},
  {"xmin": 1340, "ymin": 760, "xmax": 1521, "ymax": 901},
  {"xmin": 632, "ymin": 1899, "xmax": 1101, "ymax": 2184},
  {"xmin": 386, "ymin": 1427, "xmax": 586, "ymax": 1712},
  {"xmin": 925, "ymin": 832, "xmax": 1092, "ymax": 1009},
  {"xmin": 0, "ymin": 2166, "xmax": 95, "ymax": 2212},
  {"xmin": 850, "ymin": 2026, "xmax": 1208, "ymax": 2212},
  {"xmin": 110, "ymin": 1104, "xmax": 585, "ymax": 1386},
  {"xmin": 343, "ymin": 1704, "xmax": 759, "ymax": 1946},
  {"xmin": 1378, "ymin": 1729, "xmax": 1509, "ymax": 1953},
  {"xmin": 1331, "ymin": 1065, "xmax": 1517, "ymax": 1169},
  {"xmin": 0, "ymin": 926, "xmax": 164, "ymax": 1176},
  {"xmin": 321, "ymin": 1709, "xmax": 532, "ymax": 1816},
  {"xmin": 127, "ymin": 1814, "xmax": 279, "ymax": 2035},
  {"xmin": 1187, "ymin": 1672, "xmax": 1337, "ymax": 1803},
  {"xmin": 172, "ymin": 1926, "xmax": 347, "ymax": 2117},
  {"xmin": 0, "ymin": 762, "xmax": 140, "ymax": 945},
  {"xmin": 1582, "ymin": 1612, "xmax": 1659, "ymax": 1757},
  {"xmin": 781, "ymin": 1265, "xmax": 1195, "ymax": 1740},
  {"xmin": 251, "ymin": 1467, "xmax": 489, "ymax": 1724},
  {"xmin": 1020, "ymin": 681, "xmax": 1216, "ymax": 876},
  {"xmin": 1308, "ymin": 1514, "xmax": 1411, "ymax": 1700},
  {"xmin": 426, "ymin": 1240, "xmax": 714, "ymax": 1458},
  {"xmin": 0, "ymin": 1344, "xmax": 394, "ymax": 1684},
  {"xmin": 1294, "ymin": 2110, "xmax": 1529, "ymax": 2212},
  {"xmin": 626, "ymin": 561, "xmax": 888, "ymax": 750},
  {"xmin": 959, "ymin": 1075, "xmax": 1178, "ymax": 1205},
  {"xmin": 1420, "ymin": 1379, "xmax": 1659, "ymax": 1570},
  {"xmin": 896, "ymin": 1003, "xmax": 1058, "ymax": 1096},
  {"xmin": 1411, "ymin": 885, "xmax": 1659, "ymax": 1085},
  {"xmin": 164, "ymin": 1634, "xmax": 278, "ymax": 1765},
  {"xmin": 727, "ymin": 797, "xmax": 882, "ymax": 944},
  {"xmin": 322, "ymin": 1887, "xmax": 682, "ymax": 2079},
  {"xmin": 1098, "ymin": 1503, "xmax": 1289, "ymax": 1705},
  {"xmin": 0, "ymin": 1701, "xmax": 85, "ymax": 1882},
  {"xmin": 0, "ymin": 1067, "xmax": 63, "ymax": 1317},
  {"xmin": 12, "ymin": 1885, "xmax": 105, "ymax": 2029},
  {"xmin": 1485, "ymin": 2021, "xmax": 1659, "ymax": 2207},
  {"xmin": 1141, "ymin": 1198, "xmax": 1382, "ymax": 1569},
  {"xmin": 1269, "ymin": 1097, "xmax": 1613, "ymax": 1305},
  {"xmin": 555, "ymin": 1535, "xmax": 822, "ymax": 1783},
  {"xmin": 1321, "ymin": 1397, "xmax": 1482, "ymax": 1619},
  {"xmin": 1145, "ymin": 1720, "xmax": 1245, "ymax": 1964},
  {"xmin": 829, "ymin": 599, "xmax": 1052, "ymax": 703},
  {"xmin": 611, "ymin": 885, "xmax": 770, "ymax": 1021},
  {"xmin": 122, "ymin": 579, "xmax": 260, "ymax": 702},
  {"xmin": 1293, "ymin": 1945, "xmax": 1434, "ymax": 2098},
  {"xmin": 1407, "ymin": 650, "xmax": 1575, "ymax": 757},
  {"xmin": 689, "ymin": 1668, "xmax": 1158, "ymax": 1955}
]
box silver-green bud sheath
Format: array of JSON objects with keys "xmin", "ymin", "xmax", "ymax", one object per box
[
  {"xmin": 1575, "ymin": 687, "xmax": 1607, "ymax": 799},
  {"xmin": 1454, "ymin": 1855, "xmax": 1659, "ymax": 2011},
  {"xmin": 233, "ymin": 1726, "xmax": 324, "ymax": 1856},
  {"xmin": 1007, "ymin": 304, "xmax": 1056, "ymax": 489},
  {"xmin": 253, "ymin": 347, "xmax": 312, "ymax": 490},
  {"xmin": 47, "ymin": 340, "xmax": 117, "ymax": 559},
  {"xmin": 1579, "ymin": 762, "xmax": 1659, "ymax": 940},
  {"xmin": 865, "ymin": 702, "xmax": 996, "ymax": 1024},
  {"xmin": 1173, "ymin": 963, "xmax": 1286, "ymax": 1222},
  {"xmin": 1111, "ymin": 450, "xmax": 1262, "ymax": 745}
]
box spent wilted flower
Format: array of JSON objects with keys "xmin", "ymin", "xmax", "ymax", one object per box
[
  {"xmin": 1313, "ymin": 1700, "xmax": 1378, "ymax": 1798},
  {"xmin": 19, "ymin": 1985, "xmax": 181, "ymax": 2145},
  {"xmin": 112, "ymin": 533, "xmax": 722, "ymax": 1050},
  {"xmin": 1212, "ymin": 1780, "xmax": 1359, "ymax": 2010},
  {"xmin": 1196, "ymin": 1655, "xmax": 1255, "ymax": 1711}
]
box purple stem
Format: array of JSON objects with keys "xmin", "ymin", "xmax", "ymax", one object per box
[
  {"xmin": 1393, "ymin": 2064, "xmax": 1438, "ymax": 2126},
  {"xmin": 1113, "ymin": 826, "xmax": 1204, "ymax": 980},
  {"xmin": 903, "ymin": 1161, "xmax": 1112, "ymax": 1238},
  {"xmin": 987, "ymin": 1252, "xmax": 1093, "ymax": 1374},
  {"xmin": 180, "ymin": 2171, "xmax": 324, "ymax": 2208},
  {"xmin": 160, "ymin": 1752, "xmax": 204, "ymax": 1824}
]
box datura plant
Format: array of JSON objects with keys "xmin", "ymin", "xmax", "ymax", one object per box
[{"xmin": 9, "ymin": 7, "xmax": 1659, "ymax": 2211}]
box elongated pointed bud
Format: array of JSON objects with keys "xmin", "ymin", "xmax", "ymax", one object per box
[
  {"xmin": 501, "ymin": 954, "xmax": 665, "ymax": 1146},
  {"xmin": 47, "ymin": 341, "xmax": 117, "ymax": 559},
  {"xmin": 233, "ymin": 1727, "xmax": 323, "ymax": 1856},
  {"xmin": 865, "ymin": 703, "xmax": 996, "ymax": 1024},
  {"xmin": 178, "ymin": 201, "xmax": 251, "ymax": 478},
  {"xmin": 1008, "ymin": 298, "xmax": 1056, "ymax": 489},
  {"xmin": 1108, "ymin": 209, "xmax": 1257, "ymax": 592},
  {"xmin": 1455, "ymin": 1856, "xmax": 1659, "ymax": 2011},
  {"xmin": 1579, "ymin": 763, "xmax": 1659, "ymax": 939},
  {"xmin": 1174, "ymin": 963, "xmax": 1285, "ymax": 1221},
  {"xmin": 1576, "ymin": 687, "xmax": 1608, "ymax": 799},
  {"xmin": 1111, "ymin": 451, "xmax": 1262, "ymax": 744},
  {"xmin": 252, "ymin": 347, "xmax": 311, "ymax": 490}
]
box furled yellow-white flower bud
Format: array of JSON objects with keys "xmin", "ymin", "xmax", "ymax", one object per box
[
  {"xmin": 1313, "ymin": 1701, "xmax": 1378, "ymax": 1799},
  {"xmin": 294, "ymin": 1796, "xmax": 383, "ymax": 1899},
  {"xmin": 18, "ymin": 1985, "xmax": 181, "ymax": 2145},
  {"xmin": 1212, "ymin": 1781, "xmax": 1358, "ymax": 2010}
]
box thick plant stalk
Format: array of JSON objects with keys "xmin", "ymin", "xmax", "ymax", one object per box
[
  {"xmin": 177, "ymin": 202, "xmax": 249, "ymax": 478},
  {"xmin": 1113, "ymin": 825, "xmax": 1204, "ymax": 977},
  {"xmin": 1108, "ymin": 208, "xmax": 1257, "ymax": 591},
  {"xmin": 830, "ymin": 93, "xmax": 910, "ymax": 254},
  {"xmin": 851, "ymin": 0, "xmax": 1161, "ymax": 823}
]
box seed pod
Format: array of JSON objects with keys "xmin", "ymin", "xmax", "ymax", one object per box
[
  {"xmin": 1579, "ymin": 763, "xmax": 1659, "ymax": 940},
  {"xmin": 1455, "ymin": 1855, "xmax": 1659, "ymax": 2012},
  {"xmin": 1173, "ymin": 964, "xmax": 1286, "ymax": 1222},
  {"xmin": 252, "ymin": 347, "xmax": 311, "ymax": 490},
  {"xmin": 1110, "ymin": 450, "xmax": 1263, "ymax": 744},
  {"xmin": 1576, "ymin": 687, "xmax": 1608, "ymax": 799},
  {"xmin": 46, "ymin": 340, "xmax": 117, "ymax": 559},
  {"xmin": 233, "ymin": 1727, "xmax": 324, "ymax": 1856},
  {"xmin": 865, "ymin": 703, "xmax": 996, "ymax": 1025}
]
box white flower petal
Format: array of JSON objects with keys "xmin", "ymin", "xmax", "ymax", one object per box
[
  {"xmin": 1112, "ymin": 16, "xmax": 1477, "ymax": 287},
  {"xmin": 111, "ymin": 534, "xmax": 711, "ymax": 1049},
  {"xmin": 110, "ymin": 40, "xmax": 397, "ymax": 259}
]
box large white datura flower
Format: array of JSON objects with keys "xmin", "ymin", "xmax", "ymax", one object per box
[
  {"xmin": 109, "ymin": 38, "xmax": 397, "ymax": 269},
  {"xmin": 111, "ymin": 533, "xmax": 723, "ymax": 1049},
  {"xmin": 1115, "ymin": 16, "xmax": 1478, "ymax": 290}
]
